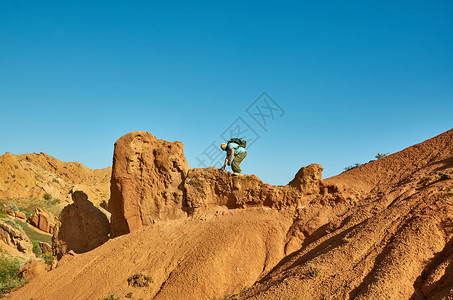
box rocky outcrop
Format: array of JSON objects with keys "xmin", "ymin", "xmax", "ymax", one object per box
[
  {"xmin": 14, "ymin": 211, "xmax": 26, "ymax": 220},
  {"xmin": 53, "ymin": 191, "xmax": 110, "ymax": 259},
  {"xmin": 39, "ymin": 242, "xmax": 52, "ymax": 254},
  {"xmin": 184, "ymin": 164, "xmax": 334, "ymax": 213},
  {"xmin": 28, "ymin": 208, "xmax": 57, "ymax": 234},
  {"xmin": 109, "ymin": 131, "xmax": 189, "ymax": 237},
  {"xmin": 18, "ymin": 258, "xmax": 48, "ymax": 280},
  {"xmin": 0, "ymin": 220, "xmax": 33, "ymax": 255},
  {"xmin": 2, "ymin": 205, "xmax": 28, "ymax": 220},
  {"xmin": 2, "ymin": 204, "xmax": 14, "ymax": 217},
  {"xmin": 0, "ymin": 152, "xmax": 111, "ymax": 206},
  {"xmin": 108, "ymin": 132, "xmax": 342, "ymax": 236},
  {"xmin": 288, "ymin": 163, "xmax": 324, "ymax": 194}
]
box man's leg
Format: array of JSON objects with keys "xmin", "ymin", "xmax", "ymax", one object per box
[{"xmin": 232, "ymin": 152, "xmax": 247, "ymax": 173}]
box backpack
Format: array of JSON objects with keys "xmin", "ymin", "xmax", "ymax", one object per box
[{"xmin": 228, "ymin": 138, "xmax": 246, "ymax": 148}]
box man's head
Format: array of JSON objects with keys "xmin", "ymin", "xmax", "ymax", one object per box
[{"xmin": 220, "ymin": 143, "xmax": 227, "ymax": 150}]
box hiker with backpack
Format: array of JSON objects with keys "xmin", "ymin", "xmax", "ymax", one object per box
[{"xmin": 219, "ymin": 138, "xmax": 247, "ymax": 175}]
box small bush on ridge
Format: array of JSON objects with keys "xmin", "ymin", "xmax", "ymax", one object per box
[
  {"xmin": 375, "ymin": 152, "xmax": 389, "ymax": 159},
  {"xmin": 441, "ymin": 173, "xmax": 451, "ymax": 180}
]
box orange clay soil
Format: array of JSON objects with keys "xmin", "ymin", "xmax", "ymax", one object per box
[
  {"xmin": 240, "ymin": 129, "xmax": 453, "ymax": 300},
  {"xmin": 6, "ymin": 128, "xmax": 453, "ymax": 300}
]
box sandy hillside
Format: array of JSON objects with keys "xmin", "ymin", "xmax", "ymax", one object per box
[
  {"xmin": 7, "ymin": 208, "xmax": 294, "ymax": 300},
  {"xmin": 240, "ymin": 129, "xmax": 453, "ymax": 299},
  {"xmin": 5, "ymin": 128, "xmax": 453, "ymax": 300},
  {"xmin": 0, "ymin": 152, "xmax": 111, "ymax": 207}
]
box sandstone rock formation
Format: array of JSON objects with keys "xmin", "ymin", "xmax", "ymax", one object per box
[
  {"xmin": 6, "ymin": 129, "xmax": 453, "ymax": 300},
  {"xmin": 108, "ymin": 132, "xmax": 345, "ymax": 238},
  {"xmin": 0, "ymin": 151, "xmax": 111, "ymax": 206},
  {"xmin": 39, "ymin": 242, "xmax": 52, "ymax": 254},
  {"xmin": 108, "ymin": 132, "xmax": 334, "ymax": 238},
  {"xmin": 239, "ymin": 129, "xmax": 453, "ymax": 300},
  {"xmin": 18, "ymin": 258, "xmax": 48, "ymax": 280},
  {"xmin": 0, "ymin": 220, "xmax": 33, "ymax": 255},
  {"xmin": 8, "ymin": 209, "xmax": 295, "ymax": 300},
  {"xmin": 28, "ymin": 208, "xmax": 57, "ymax": 234},
  {"xmin": 53, "ymin": 191, "xmax": 110, "ymax": 259},
  {"xmin": 288, "ymin": 163, "xmax": 324, "ymax": 194},
  {"xmin": 14, "ymin": 211, "xmax": 26, "ymax": 220},
  {"xmin": 184, "ymin": 164, "xmax": 343, "ymax": 213},
  {"xmin": 109, "ymin": 131, "xmax": 189, "ymax": 237},
  {"xmin": 2, "ymin": 204, "xmax": 14, "ymax": 216}
]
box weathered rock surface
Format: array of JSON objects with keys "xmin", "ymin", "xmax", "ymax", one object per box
[
  {"xmin": 19, "ymin": 258, "xmax": 48, "ymax": 280},
  {"xmin": 108, "ymin": 132, "xmax": 343, "ymax": 238},
  {"xmin": 0, "ymin": 220, "xmax": 33, "ymax": 255},
  {"xmin": 184, "ymin": 164, "xmax": 341, "ymax": 213},
  {"xmin": 14, "ymin": 211, "xmax": 26, "ymax": 220},
  {"xmin": 28, "ymin": 208, "xmax": 57, "ymax": 234},
  {"xmin": 288, "ymin": 163, "xmax": 324, "ymax": 194},
  {"xmin": 2, "ymin": 204, "xmax": 14, "ymax": 216},
  {"xmin": 6, "ymin": 129, "xmax": 453, "ymax": 300},
  {"xmin": 0, "ymin": 152, "xmax": 111, "ymax": 206},
  {"xmin": 53, "ymin": 191, "xmax": 110, "ymax": 259},
  {"xmin": 109, "ymin": 131, "xmax": 189, "ymax": 237},
  {"xmin": 39, "ymin": 242, "xmax": 52, "ymax": 254},
  {"xmin": 184, "ymin": 165, "xmax": 352, "ymax": 256}
]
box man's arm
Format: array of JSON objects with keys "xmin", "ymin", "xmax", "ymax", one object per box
[
  {"xmin": 220, "ymin": 156, "xmax": 228, "ymax": 170},
  {"xmin": 228, "ymin": 148, "xmax": 234, "ymax": 165},
  {"xmin": 219, "ymin": 148, "xmax": 234, "ymax": 170}
]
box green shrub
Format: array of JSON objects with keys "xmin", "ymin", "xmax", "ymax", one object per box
[
  {"xmin": 43, "ymin": 193, "xmax": 52, "ymax": 201},
  {"xmin": 49, "ymin": 198, "xmax": 60, "ymax": 205},
  {"xmin": 344, "ymin": 163, "xmax": 363, "ymax": 172},
  {"xmin": 375, "ymin": 152, "xmax": 389, "ymax": 159},
  {"xmin": 307, "ymin": 263, "xmax": 322, "ymax": 278},
  {"xmin": 103, "ymin": 294, "xmax": 120, "ymax": 300},
  {"xmin": 30, "ymin": 241, "xmax": 53, "ymax": 265},
  {"xmin": 40, "ymin": 253, "xmax": 54, "ymax": 266},
  {"xmin": 32, "ymin": 241, "xmax": 42, "ymax": 256},
  {"xmin": 213, "ymin": 294, "xmax": 230, "ymax": 300},
  {"xmin": 1, "ymin": 202, "xmax": 19, "ymax": 212},
  {"xmin": 441, "ymin": 173, "xmax": 451, "ymax": 180},
  {"xmin": 0, "ymin": 253, "xmax": 27, "ymax": 296},
  {"xmin": 127, "ymin": 273, "xmax": 153, "ymax": 287}
]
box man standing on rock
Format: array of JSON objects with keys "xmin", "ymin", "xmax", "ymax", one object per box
[{"xmin": 219, "ymin": 139, "xmax": 247, "ymax": 175}]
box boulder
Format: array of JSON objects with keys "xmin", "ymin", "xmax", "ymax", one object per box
[
  {"xmin": 53, "ymin": 191, "xmax": 110, "ymax": 259},
  {"xmin": 2, "ymin": 204, "xmax": 13, "ymax": 216},
  {"xmin": 28, "ymin": 208, "xmax": 57, "ymax": 234},
  {"xmin": 288, "ymin": 164, "xmax": 324, "ymax": 194},
  {"xmin": 15, "ymin": 211, "xmax": 27, "ymax": 220},
  {"xmin": 18, "ymin": 258, "xmax": 47, "ymax": 280},
  {"xmin": 39, "ymin": 242, "xmax": 52, "ymax": 254},
  {"xmin": 109, "ymin": 131, "xmax": 189, "ymax": 237},
  {"xmin": 0, "ymin": 220, "xmax": 33, "ymax": 255}
]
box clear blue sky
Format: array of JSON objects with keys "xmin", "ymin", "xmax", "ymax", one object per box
[{"xmin": 1, "ymin": 1, "xmax": 452, "ymax": 185}]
